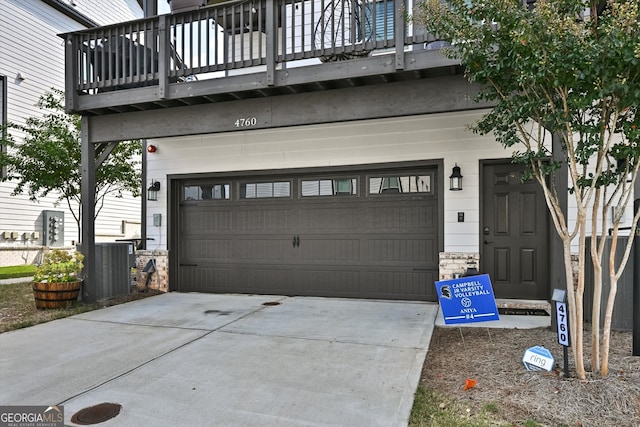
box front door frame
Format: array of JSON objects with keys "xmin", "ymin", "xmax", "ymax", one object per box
[{"xmin": 479, "ymin": 159, "xmax": 552, "ymax": 300}]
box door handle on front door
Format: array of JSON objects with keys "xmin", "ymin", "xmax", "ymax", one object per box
[
  {"xmin": 483, "ymin": 240, "xmax": 494, "ymax": 244},
  {"xmin": 292, "ymin": 235, "xmax": 300, "ymax": 247}
]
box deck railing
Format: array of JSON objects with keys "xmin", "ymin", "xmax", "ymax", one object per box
[{"xmin": 64, "ymin": 0, "xmax": 434, "ymax": 105}]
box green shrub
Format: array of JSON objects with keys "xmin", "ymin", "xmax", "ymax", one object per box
[{"xmin": 33, "ymin": 249, "xmax": 84, "ymax": 283}]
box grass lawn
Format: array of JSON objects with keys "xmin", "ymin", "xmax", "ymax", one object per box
[
  {"xmin": 409, "ymin": 386, "xmax": 516, "ymax": 427},
  {"xmin": 0, "ymin": 280, "xmax": 98, "ymax": 333},
  {"xmin": 0, "ymin": 265, "xmax": 37, "ymax": 280}
]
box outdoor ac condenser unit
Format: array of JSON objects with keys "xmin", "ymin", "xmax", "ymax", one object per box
[{"xmin": 93, "ymin": 242, "xmax": 133, "ymax": 301}]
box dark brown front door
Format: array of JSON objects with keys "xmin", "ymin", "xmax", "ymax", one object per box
[{"xmin": 481, "ymin": 162, "xmax": 549, "ymax": 299}]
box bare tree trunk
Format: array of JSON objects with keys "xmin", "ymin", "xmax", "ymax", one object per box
[
  {"xmin": 601, "ymin": 231, "xmax": 619, "ymax": 377},
  {"xmin": 564, "ymin": 240, "xmax": 586, "ymax": 379},
  {"xmin": 575, "ymin": 226, "xmax": 587, "ymax": 379},
  {"xmin": 590, "ymin": 241, "xmax": 602, "ymax": 372},
  {"xmin": 590, "ymin": 189, "xmax": 602, "ymax": 372}
]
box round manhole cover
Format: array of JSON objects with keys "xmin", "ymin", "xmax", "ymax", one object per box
[
  {"xmin": 262, "ymin": 301, "xmax": 281, "ymax": 306},
  {"xmin": 71, "ymin": 402, "xmax": 122, "ymax": 425}
]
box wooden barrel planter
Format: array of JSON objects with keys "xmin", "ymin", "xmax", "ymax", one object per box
[{"xmin": 32, "ymin": 281, "xmax": 82, "ymax": 309}]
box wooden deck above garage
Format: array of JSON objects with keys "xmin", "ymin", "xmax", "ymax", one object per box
[{"xmin": 61, "ymin": 0, "xmax": 462, "ymax": 116}]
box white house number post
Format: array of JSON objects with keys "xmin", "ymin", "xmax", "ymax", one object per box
[{"xmin": 553, "ymin": 289, "xmax": 570, "ymax": 377}]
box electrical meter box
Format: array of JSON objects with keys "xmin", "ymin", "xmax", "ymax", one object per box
[{"xmin": 43, "ymin": 210, "xmax": 65, "ymax": 247}]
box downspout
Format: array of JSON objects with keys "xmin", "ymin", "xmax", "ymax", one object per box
[
  {"xmin": 142, "ymin": 141, "xmax": 148, "ymax": 249},
  {"xmin": 633, "ymin": 192, "xmax": 639, "ymax": 355},
  {"xmin": 142, "ymin": 0, "xmax": 158, "ymax": 16}
]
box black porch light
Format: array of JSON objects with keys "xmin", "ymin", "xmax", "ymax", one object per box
[
  {"xmin": 449, "ymin": 164, "xmax": 463, "ymax": 191},
  {"xmin": 147, "ymin": 181, "xmax": 161, "ymax": 201}
]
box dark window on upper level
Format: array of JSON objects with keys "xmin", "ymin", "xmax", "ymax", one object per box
[
  {"xmin": 377, "ymin": 1, "xmax": 394, "ymax": 41},
  {"xmin": 366, "ymin": 0, "xmax": 394, "ymax": 42}
]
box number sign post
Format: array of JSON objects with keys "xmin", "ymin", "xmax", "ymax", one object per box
[
  {"xmin": 556, "ymin": 302, "xmax": 570, "ymax": 347},
  {"xmin": 552, "ymin": 289, "xmax": 570, "ymax": 377}
]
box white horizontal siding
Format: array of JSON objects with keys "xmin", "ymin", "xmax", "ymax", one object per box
[
  {"xmin": 146, "ymin": 111, "xmax": 637, "ymax": 256},
  {"xmin": 0, "ymin": 0, "xmax": 142, "ymax": 258},
  {"xmin": 146, "ymin": 111, "xmax": 515, "ymax": 252},
  {"xmin": 68, "ymin": 0, "xmax": 143, "ymax": 25}
]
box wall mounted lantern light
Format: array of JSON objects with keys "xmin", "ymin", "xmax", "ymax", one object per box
[
  {"xmin": 449, "ymin": 164, "xmax": 463, "ymax": 191},
  {"xmin": 147, "ymin": 181, "xmax": 161, "ymax": 201}
]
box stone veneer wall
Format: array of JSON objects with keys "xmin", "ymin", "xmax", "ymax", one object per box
[
  {"xmin": 439, "ymin": 252, "xmax": 481, "ymax": 280},
  {"xmin": 135, "ymin": 250, "xmax": 169, "ymax": 292},
  {"xmin": 439, "ymin": 252, "xmax": 580, "ymax": 288}
]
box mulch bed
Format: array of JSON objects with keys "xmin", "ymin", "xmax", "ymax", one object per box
[{"xmin": 420, "ymin": 325, "xmax": 640, "ymax": 426}]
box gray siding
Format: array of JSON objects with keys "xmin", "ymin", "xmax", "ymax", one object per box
[{"xmin": 0, "ymin": 0, "xmax": 142, "ymax": 259}]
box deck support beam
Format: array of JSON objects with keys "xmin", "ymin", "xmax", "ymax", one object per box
[{"xmin": 86, "ymin": 75, "xmax": 490, "ymax": 143}]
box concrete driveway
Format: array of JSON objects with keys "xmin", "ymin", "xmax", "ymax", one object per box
[{"xmin": 0, "ymin": 293, "xmax": 438, "ymax": 426}]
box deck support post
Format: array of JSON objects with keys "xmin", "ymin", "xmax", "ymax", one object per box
[
  {"xmin": 266, "ymin": 0, "xmax": 276, "ymax": 86},
  {"xmin": 394, "ymin": 0, "xmax": 405, "ymax": 71},
  {"xmin": 158, "ymin": 15, "xmax": 169, "ymax": 99},
  {"xmin": 80, "ymin": 116, "xmax": 97, "ymax": 303}
]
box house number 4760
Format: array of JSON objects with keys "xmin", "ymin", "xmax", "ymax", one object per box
[{"xmin": 234, "ymin": 117, "xmax": 257, "ymax": 128}]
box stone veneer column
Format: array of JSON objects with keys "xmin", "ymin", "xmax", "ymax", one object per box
[
  {"xmin": 135, "ymin": 250, "xmax": 169, "ymax": 292},
  {"xmin": 438, "ymin": 252, "xmax": 480, "ymax": 280}
]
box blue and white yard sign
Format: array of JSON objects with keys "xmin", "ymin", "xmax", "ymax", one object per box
[{"xmin": 435, "ymin": 274, "xmax": 500, "ymax": 325}]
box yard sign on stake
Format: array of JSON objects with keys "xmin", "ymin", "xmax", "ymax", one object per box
[{"xmin": 435, "ymin": 274, "xmax": 500, "ymax": 325}]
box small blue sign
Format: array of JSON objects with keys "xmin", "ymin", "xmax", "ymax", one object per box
[{"xmin": 435, "ymin": 274, "xmax": 500, "ymax": 325}]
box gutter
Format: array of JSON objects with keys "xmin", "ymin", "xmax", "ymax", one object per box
[{"xmin": 41, "ymin": 0, "xmax": 99, "ymax": 28}]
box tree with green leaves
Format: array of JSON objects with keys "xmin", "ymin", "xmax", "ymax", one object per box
[
  {"xmin": 0, "ymin": 89, "xmax": 142, "ymax": 242},
  {"xmin": 414, "ymin": 0, "xmax": 640, "ymax": 378}
]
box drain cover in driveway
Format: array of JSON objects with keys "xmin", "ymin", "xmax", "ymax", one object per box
[
  {"xmin": 262, "ymin": 301, "xmax": 281, "ymax": 306},
  {"xmin": 71, "ymin": 402, "xmax": 122, "ymax": 425}
]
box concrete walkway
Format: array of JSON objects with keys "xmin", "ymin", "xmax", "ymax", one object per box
[
  {"xmin": 0, "ymin": 277, "xmax": 33, "ymax": 285},
  {"xmin": 0, "ymin": 293, "xmax": 439, "ymax": 427}
]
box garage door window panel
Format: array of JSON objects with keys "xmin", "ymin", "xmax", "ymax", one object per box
[
  {"xmin": 301, "ymin": 178, "xmax": 358, "ymax": 197},
  {"xmin": 241, "ymin": 181, "xmax": 291, "ymax": 199},
  {"xmin": 368, "ymin": 175, "xmax": 432, "ymax": 195},
  {"xmin": 184, "ymin": 184, "xmax": 230, "ymax": 201}
]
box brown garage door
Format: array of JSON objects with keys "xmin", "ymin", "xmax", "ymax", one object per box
[{"xmin": 175, "ymin": 166, "xmax": 440, "ymax": 301}]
